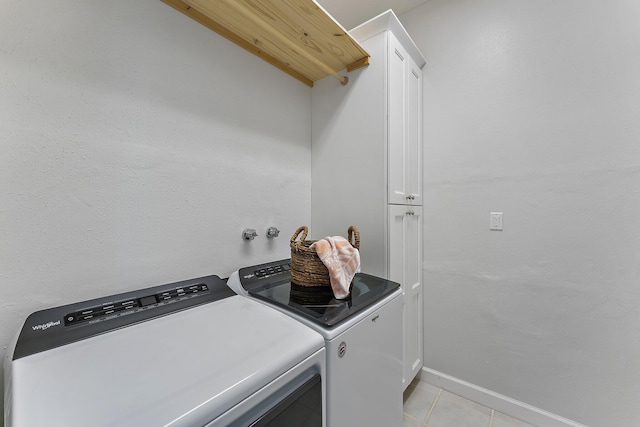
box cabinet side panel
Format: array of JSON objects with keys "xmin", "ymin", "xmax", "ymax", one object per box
[{"xmin": 311, "ymin": 32, "xmax": 387, "ymax": 277}]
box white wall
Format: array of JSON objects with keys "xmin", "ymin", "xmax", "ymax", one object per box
[
  {"xmin": 0, "ymin": 0, "xmax": 311, "ymax": 388},
  {"xmin": 400, "ymin": 1, "xmax": 640, "ymax": 426}
]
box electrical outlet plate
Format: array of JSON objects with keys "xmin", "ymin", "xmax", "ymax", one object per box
[{"xmin": 490, "ymin": 212, "xmax": 503, "ymax": 231}]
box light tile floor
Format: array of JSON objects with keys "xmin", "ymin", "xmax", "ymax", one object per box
[{"xmin": 403, "ymin": 378, "xmax": 536, "ymax": 427}]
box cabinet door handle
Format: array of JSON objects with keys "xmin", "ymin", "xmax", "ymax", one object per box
[
  {"xmin": 406, "ymin": 210, "xmax": 415, "ymax": 216},
  {"xmin": 405, "ymin": 195, "xmax": 415, "ymax": 201}
]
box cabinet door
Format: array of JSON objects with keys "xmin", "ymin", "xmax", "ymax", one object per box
[
  {"xmin": 406, "ymin": 59, "xmax": 422, "ymax": 205},
  {"xmin": 388, "ymin": 205, "xmax": 423, "ymax": 389},
  {"xmin": 388, "ymin": 205, "xmax": 406, "ymax": 285},
  {"xmin": 388, "ymin": 32, "xmax": 423, "ymax": 206},
  {"xmin": 387, "ymin": 32, "xmax": 410, "ymax": 205},
  {"xmin": 403, "ymin": 205, "xmax": 423, "ymax": 387}
]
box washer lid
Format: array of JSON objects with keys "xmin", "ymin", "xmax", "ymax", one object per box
[
  {"xmin": 238, "ymin": 260, "xmax": 400, "ymax": 328},
  {"xmin": 8, "ymin": 295, "xmax": 324, "ymax": 427}
]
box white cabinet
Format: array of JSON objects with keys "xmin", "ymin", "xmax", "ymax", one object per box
[
  {"xmin": 389, "ymin": 205, "xmax": 423, "ymax": 387},
  {"xmin": 388, "ymin": 32, "xmax": 423, "ymax": 206},
  {"xmin": 311, "ymin": 10, "xmax": 425, "ymax": 390}
]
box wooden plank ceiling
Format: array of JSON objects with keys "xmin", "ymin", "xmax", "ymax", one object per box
[{"xmin": 162, "ymin": 0, "xmax": 370, "ymax": 87}]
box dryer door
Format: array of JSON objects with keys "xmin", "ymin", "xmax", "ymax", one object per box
[
  {"xmin": 251, "ymin": 373, "xmax": 322, "ymax": 426},
  {"xmin": 210, "ymin": 349, "xmax": 325, "ymax": 427}
]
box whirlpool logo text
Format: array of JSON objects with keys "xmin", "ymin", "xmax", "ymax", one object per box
[{"xmin": 32, "ymin": 320, "xmax": 61, "ymax": 331}]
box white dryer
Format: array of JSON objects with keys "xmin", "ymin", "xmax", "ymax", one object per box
[
  {"xmin": 227, "ymin": 259, "xmax": 403, "ymax": 427},
  {"xmin": 4, "ymin": 275, "xmax": 325, "ymax": 427}
]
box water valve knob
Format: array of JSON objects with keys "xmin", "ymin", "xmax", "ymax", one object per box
[
  {"xmin": 242, "ymin": 228, "xmax": 258, "ymax": 240},
  {"xmin": 266, "ymin": 227, "xmax": 280, "ymax": 238}
]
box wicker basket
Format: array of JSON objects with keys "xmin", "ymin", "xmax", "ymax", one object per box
[{"xmin": 289, "ymin": 225, "xmax": 360, "ymax": 287}]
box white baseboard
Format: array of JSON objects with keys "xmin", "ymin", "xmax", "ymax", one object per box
[{"xmin": 418, "ymin": 367, "xmax": 588, "ymax": 427}]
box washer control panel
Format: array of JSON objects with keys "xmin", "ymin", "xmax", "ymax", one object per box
[
  {"xmin": 238, "ymin": 258, "xmax": 290, "ymax": 288},
  {"xmin": 63, "ymin": 283, "xmax": 210, "ymax": 326},
  {"xmin": 12, "ymin": 275, "xmax": 233, "ymax": 360}
]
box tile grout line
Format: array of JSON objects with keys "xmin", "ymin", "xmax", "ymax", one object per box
[
  {"xmin": 447, "ymin": 390, "xmax": 497, "ymax": 418},
  {"xmin": 424, "ymin": 388, "xmax": 443, "ymax": 425},
  {"xmin": 404, "ymin": 413, "xmax": 423, "ymax": 425}
]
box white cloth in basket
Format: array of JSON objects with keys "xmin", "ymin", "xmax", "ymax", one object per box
[{"xmin": 310, "ymin": 236, "xmax": 361, "ymax": 299}]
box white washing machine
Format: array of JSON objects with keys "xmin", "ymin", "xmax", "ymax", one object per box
[
  {"xmin": 227, "ymin": 259, "xmax": 403, "ymax": 427},
  {"xmin": 4, "ymin": 274, "xmax": 325, "ymax": 427}
]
